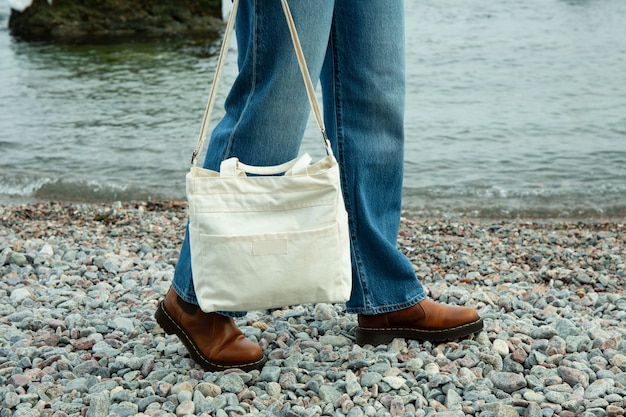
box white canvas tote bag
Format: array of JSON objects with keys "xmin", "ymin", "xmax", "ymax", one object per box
[{"xmin": 187, "ymin": 0, "xmax": 352, "ymax": 312}]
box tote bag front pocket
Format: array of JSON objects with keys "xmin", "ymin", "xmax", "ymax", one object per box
[{"xmin": 189, "ymin": 211, "xmax": 351, "ymax": 312}]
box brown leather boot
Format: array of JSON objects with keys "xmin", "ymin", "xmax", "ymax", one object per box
[
  {"xmin": 356, "ymin": 298, "xmax": 483, "ymax": 346},
  {"xmin": 155, "ymin": 288, "xmax": 266, "ymax": 372}
]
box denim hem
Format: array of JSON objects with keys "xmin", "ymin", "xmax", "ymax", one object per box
[
  {"xmin": 171, "ymin": 282, "xmax": 199, "ymax": 305},
  {"xmin": 170, "ymin": 283, "xmax": 247, "ymax": 318},
  {"xmin": 345, "ymin": 293, "xmax": 427, "ymax": 316}
]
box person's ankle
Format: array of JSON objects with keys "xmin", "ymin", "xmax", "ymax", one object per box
[{"xmin": 156, "ymin": 288, "xmax": 266, "ymax": 372}]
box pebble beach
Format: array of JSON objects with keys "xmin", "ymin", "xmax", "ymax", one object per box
[{"xmin": 1, "ymin": 201, "xmax": 625, "ymax": 417}]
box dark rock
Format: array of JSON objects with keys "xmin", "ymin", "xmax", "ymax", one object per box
[{"xmin": 9, "ymin": 0, "xmax": 223, "ymax": 43}]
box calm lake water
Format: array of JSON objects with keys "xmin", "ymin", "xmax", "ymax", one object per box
[{"xmin": 1, "ymin": 0, "xmax": 625, "ymax": 219}]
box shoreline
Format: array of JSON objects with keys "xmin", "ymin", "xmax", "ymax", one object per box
[{"xmin": 1, "ymin": 200, "xmax": 625, "ymax": 417}]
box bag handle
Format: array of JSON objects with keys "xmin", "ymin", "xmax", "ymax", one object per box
[
  {"xmin": 191, "ymin": 0, "xmax": 331, "ymax": 167},
  {"xmin": 220, "ymin": 153, "xmax": 312, "ymax": 177}
]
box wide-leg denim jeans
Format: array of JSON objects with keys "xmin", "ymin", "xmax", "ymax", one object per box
[{"xmin": 172, "ymin": 0, "xmax": 426, "ymax": 316}]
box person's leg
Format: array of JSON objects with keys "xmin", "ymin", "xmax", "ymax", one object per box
[
  {"xmin": 322, "ymin": 0, "xmax": 482, "ymax": 344},
  {"xmin": 321, "ymin": 0, "xmax": 423, "ymax": 314},
  {"xmin": 159, "ymin": 0, "xmax": 337, "ymax": 371}
]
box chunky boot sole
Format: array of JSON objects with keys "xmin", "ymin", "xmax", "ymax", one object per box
[
  {"xmin": 155, "ymin": 301, "xmax": 266, "ymax": 372},
  {"xmin": 355, "ymin": 317, "xmax": 484, "ymax": 346}
]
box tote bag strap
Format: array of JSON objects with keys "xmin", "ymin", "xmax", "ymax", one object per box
[{"xmin": 191, "ymin": 0, "xmax": 331, "ymax": 167}]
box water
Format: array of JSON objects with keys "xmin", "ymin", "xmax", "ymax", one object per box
[{"xmin": 1, "ymin": 0, "xmax": 625, "ymax": 219}]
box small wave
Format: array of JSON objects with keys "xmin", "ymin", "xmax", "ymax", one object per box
[
  {"xmin": 0, "ymin": 176, "xmax": 166, "ymax": 203},
  {"xmin": 408, "ymin": 182, "xmax": 626, "ymax": 199},
  {"xmin": 32, "ymin": 179, "xmax": 164, "ymax": 202},
  {"xmin": 0, "ymin": 176, "xmax": 52, "ymax": 198},
  {"xmin": 402, "ymin": 186, "xmax": 626, "ymax": 220}
]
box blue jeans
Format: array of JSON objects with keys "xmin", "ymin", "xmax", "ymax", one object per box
[{"xmin": 173, "ymin": 0, "xmax": 426, "ymax": 316}]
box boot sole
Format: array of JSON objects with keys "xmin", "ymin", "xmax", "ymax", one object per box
[
  {"xmin": 155, "ymin": 301, "xmax": 267, "ymax": 372},
  {"xmin": 355, "ymin": 317, "xmax": 484, "ymax": 346}
]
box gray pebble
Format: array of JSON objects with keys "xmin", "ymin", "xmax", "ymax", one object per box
[
  {"xmin": 531, "ymin": 326, "xmax": 558, "ymax": 340},
  {"xmin": 86, "ymin": 392, "xmax": 110, "ymax": 417},
  {"xmin": 360, "ymin": 372, "xmax": 383, "ymax": 387},
  {"xmin": 445, "ymin": 388, "xmax": 463, "ymax": 410},
  {"xmin": 314, "ymin": 303, "xmax": 336, "ymax": 321},
  {"xmin": 544, "ymin": 390, "xmax": 566, "ymax": 404},
  {"xmin": 319, "ymin": 385, "xmax": 343, "ymax": 403},
  {"xmin": 112, "ymin": 317, "xmax": 135, "ymax": 334},
  {"xmin": 218, "ymin": 373, "xmax": 245, "ymax": 393},
  {"xmin": 91, "ymin": 341, "xmax": 120, "ymax": 356},
  {"xmin": 489, "ymin": 372, "xmax": 527, "ymax": 393},
  {"xmin": 260, "ymin": 365, "xmax": 282, "ymax": 383},
  {"xmin": 319, "ymin": 334, "xmax": 351, "ymax": 347},
  {"xmin": 9, "ymin": 252, "xmax": 27, "ymax": 266},
  {"xmin": 196, "ymin": 382, "xmax": 221, "ymax": 397},
  {"xmin": 12, "ymin": 410, "xmax": 41, "ymax": 417},
  {"xmin": 101, "ymin": 260, "xmax": 118, "ymax": 274},
  {"xmin": 10, "ymin": 287, "xmax": 32, "ymax": 304},
  {"xmin": 176, "ymin": 400, "xmax": 195, "ymax": 416},
  {"xmin": 2, "ymin": 391, "xmax": 20, "ymax": 408},
  {"xmin": 109, "ymin": 402, "xmax": 139, "ymax": 417},
  {"xmin": 584, "ymin": 378, "xmax": 615, "ymax": 399},
  {"xmin": 555, "ymin": 318, "xmax": 581, "ymax": 338}
]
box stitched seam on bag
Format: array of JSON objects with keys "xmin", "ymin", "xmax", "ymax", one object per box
[
  {"xmin": 192, "ymin": 200, "xmax": 336, "ymax": 212},
  {"xmin": 193, "ymin": 221, "xmax": 338, "ymax": 241}
]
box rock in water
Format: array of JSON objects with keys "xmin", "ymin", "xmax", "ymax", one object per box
[{"xmin": 9, "ymin": 0, "xmax": 223, "ymax": 42}]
